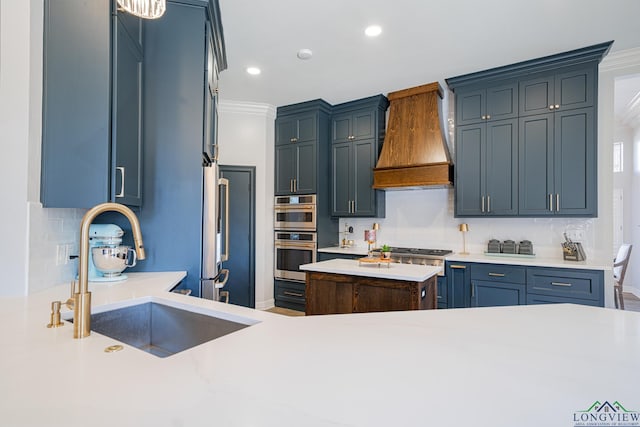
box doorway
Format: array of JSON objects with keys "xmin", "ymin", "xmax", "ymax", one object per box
[{"xmin": 219, "ymin": 165, "xmax": 256, "ymax": 308}]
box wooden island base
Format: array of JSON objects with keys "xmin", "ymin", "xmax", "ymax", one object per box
[{"xmin": 305, "ymin": 271, "xmax": 437, "ymax": 315}]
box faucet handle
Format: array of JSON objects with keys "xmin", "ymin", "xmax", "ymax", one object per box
[
  {"xmin": 65, "ymin": 280, "xmax": 76, "ymax": 310},
  {"xmin": 46, "ymin": 301, "xmax": 64, "ymax": 328}
]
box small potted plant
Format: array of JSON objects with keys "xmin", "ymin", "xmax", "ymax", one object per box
[{"xmin": 381, "ymin": 244, "xmax": 391, "ymax": 259}]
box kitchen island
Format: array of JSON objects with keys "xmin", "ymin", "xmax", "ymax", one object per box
[
  {"xmin": 0, "ymin": 272, "xmax": 638, "ymax": 427},
  {"xmin": 301, "ymin": 259, "xmax": 441, "ymax": 315}
]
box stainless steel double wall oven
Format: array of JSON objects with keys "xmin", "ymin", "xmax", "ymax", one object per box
[{"xmin": 274, "ymin": 195, "xmax": 317, "ymax": 282}]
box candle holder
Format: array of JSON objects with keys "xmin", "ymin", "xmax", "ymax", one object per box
[
  {"xmin": 364, "ymin": 230, "xmax": 376, "ymax": 257},
  {"xmin": 459, "ymin": 223, "xmax": 469, "ymax": 255}
]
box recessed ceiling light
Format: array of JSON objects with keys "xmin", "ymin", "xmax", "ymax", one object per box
[
  {"xmin": 364, "ymin": 25, "xmax": 382, "ymax": 37},
  {"xmin": 246, "ymin": 67, "xmax": 261, "ymax": 75},
  {"xmin": 297, "ymin": 48, "xmax": 313, "ymax": 60}
]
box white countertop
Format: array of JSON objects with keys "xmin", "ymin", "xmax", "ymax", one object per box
[
  {"xmin": 318, "ymin": 246, "xmax": 369, "ymax": 256},
  {"xmin": 1, "ymin": 272, "xmax": 638, "ymax": 426},
  {"xmin": 300, "ymin": 258, "xmax": 441, "ymax": 281},
  {"xmin": 446, "ymin": 252, "xmax": 612, "ymax": 271}
]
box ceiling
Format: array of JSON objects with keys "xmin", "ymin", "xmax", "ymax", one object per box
[{"xmin": 217, "ymin": 0, "xmax": 640, "ymax": 108}]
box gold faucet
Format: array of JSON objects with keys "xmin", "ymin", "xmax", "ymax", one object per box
[{"xmin": 73, "ymin": 202, "xmax": 146, "ymax": 339}]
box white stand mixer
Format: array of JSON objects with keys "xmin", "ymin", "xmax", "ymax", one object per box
[{"xmin": 87, "ymin": 224, "xmax": 137, "ymax": 282}]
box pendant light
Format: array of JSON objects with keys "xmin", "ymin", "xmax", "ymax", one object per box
[{"xmin": 117, "ymin": 0, "xmax": 166, "ymax": 19}]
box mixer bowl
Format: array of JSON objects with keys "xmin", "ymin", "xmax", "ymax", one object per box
[{"xmin": 92, "ymin": 246, "xmax": 136, "ymax": 277}]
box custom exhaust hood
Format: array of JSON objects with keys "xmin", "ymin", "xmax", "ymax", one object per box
[{"xmin": 373, "ymin": 82, "xmax": 453, "ymax": 190}]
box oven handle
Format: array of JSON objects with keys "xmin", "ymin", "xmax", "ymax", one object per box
[
  {"xmin": 274, "ymin": 205, "xmax": 316, "ymax": 210},
  {"xmin": 274, "ymin": 242, "xmax": 317, "ymax": 250}
]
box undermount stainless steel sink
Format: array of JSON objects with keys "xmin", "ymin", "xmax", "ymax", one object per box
[{"xmin": 70, "ymin": 299, "xmax": 257, "ymax": 358}]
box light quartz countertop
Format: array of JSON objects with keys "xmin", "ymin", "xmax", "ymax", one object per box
[
  {"xmin": 300, "ymin": 258, "xmax": 441, "ymax": 281},
  {"xmin": 446, "ymin": 252, "xmax": 612, "ymax": 271},
  {"xmin": 1, "ymin": 271, "xmax": 638, "ymax": 426},
  {"xmin": 318, "ymin": 245, "xmax": 369, "ymax": 256}
]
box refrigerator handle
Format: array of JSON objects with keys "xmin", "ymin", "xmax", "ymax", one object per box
[{"xmin": 219, "ymin": 177, "xmax": 230, "ymax": 262}]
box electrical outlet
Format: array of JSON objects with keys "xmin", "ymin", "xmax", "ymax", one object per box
[{"xmin": 573, "ymin": 230, "xmax": 585, "ymax": 241}]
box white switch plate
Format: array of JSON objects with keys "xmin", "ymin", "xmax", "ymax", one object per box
[{"xmin": 55, "ymin": 245, "xmax": 66, "ymax": 266}]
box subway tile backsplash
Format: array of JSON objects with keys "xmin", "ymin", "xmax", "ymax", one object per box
[
  {"xmin": 28, "ymin": 202, "xmax": 85, "ymax": 294},
  {"xmin": 338, "ymin": 188, "xmax": 600, "ymax": 261}
]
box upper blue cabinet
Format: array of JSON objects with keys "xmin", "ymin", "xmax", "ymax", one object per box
[
  {"xmin": 330, "ymin": 95, "xmax": 389, "ymax": 218},
  {"xmin": 446, "ymin": 41, "xmax": 613, "ymax": 218},
  {"xmin": 41, "ymin": 0, "xmax": 143, "ymax": 208},
  {"xmin": 275, "ymin": 100, "xmax": 332, "ymax": 196}
]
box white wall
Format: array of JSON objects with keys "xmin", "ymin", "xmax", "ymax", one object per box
[
  {"xmin": 217, "ymin": 101, "xmax": 276, "ymax": 309},
  {"xmin": 0, "ymin": 0, "xmax": 84, "ymax": 296},
  {"xmin": 0, "ymin": 0, "xmax": 31, "ymax": 295}
]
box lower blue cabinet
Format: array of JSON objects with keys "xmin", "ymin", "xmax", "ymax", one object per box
[
  {"xmin": 471, "ymin": 280, "xmax": 526, "ymax": 307},
  {"xmin": 445, "ymin": 261, "xmax": 604, "ymax": 309},
  {"xmin": 274, "ymin": 279, "xmax": 306, "ymax": 312},
  {"xmin": 437, "ymin": 276, "xmax": 448, "ymax": 309}
]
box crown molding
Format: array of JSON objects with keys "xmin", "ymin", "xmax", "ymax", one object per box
[
  {"xmin": 218, "ymin": 100, "xmax": 277, "ymax": 119},
  {"xmin": 600, "ymin": 47, "xmax": 640, "ymax": 73}
]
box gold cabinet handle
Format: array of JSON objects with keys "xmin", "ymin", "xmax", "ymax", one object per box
[
  {"xmin": 488, "ymin": 272, "xmax": 505, "ymax": 277},
  {"xmin": 481, "ymin": 196, "xmax": 485, "ymax": 213},
  {"xmin": 450, "ymin": 265, "xmax": 467, "ymax": 269},
  {"xmin": 487, "ymin": 195, "xmax": 491, "ymax": 213},
  {"xmin": 556, "ymin": 193, "xmax": 560, "ymax": 212},
  {"xmin": 549, "ymin": 194, "xmax": 553, "ymax": 211},
  {"xmin": 486, "ymin": 115, "xmax": 491, "ymax": 119},
  {"xmin": 554, "ymin": 104, "xmax": 560, "ymax": 109},
  {"xmin": 551, "ymin": 282, "xmax": 572, "ymax": 287},
  {"xmin": 481, "ymin": 115, "xmax": 487, "ymax": 120},
  {"xmin": 549, "ymin": 105, "xmax": 555, "ymax": 110},
  {"xmin": 283, "ymin": 290, "xmax": 304, "ymax": 297}
]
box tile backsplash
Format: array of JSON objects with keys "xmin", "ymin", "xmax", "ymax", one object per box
[
  {"xmin": 338, "ymin": 188, "xmax": 598, "ymax": 260},
  {"xmin": 28, "ymin": 202, "xmax": 85, "ymax": 293}
]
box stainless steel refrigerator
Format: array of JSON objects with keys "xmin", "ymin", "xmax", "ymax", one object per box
[{"xmin": 201, "ymin": 154, "xmax": 230, "ymax": 300}]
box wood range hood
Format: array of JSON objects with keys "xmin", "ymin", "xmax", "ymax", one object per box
[{"xmin": 373, "ymin": 82, "xmax": 453, "ymax": 190}]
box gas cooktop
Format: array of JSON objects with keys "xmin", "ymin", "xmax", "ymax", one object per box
[{"xmin": 383, "ymin": 247, "xmax": 453, "ymax": 258}]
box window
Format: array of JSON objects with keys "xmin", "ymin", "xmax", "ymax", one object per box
[{"xmin": 613, "ymin": 141, "xmax": 623, "ymax": 173}]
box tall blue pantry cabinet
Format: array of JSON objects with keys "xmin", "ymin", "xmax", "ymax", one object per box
[{"xmin": 124, "ymin": 0, "xmax": 226, "ymax": 296}]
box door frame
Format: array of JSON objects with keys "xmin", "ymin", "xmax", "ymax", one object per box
[{"xmin": 219, "ymin": 165, "xmax": 256, "ymax": 307}]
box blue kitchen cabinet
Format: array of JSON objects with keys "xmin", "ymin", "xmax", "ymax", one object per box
[
  {"xmin": 447, "ymin": 41, "xmax": 611, "ymax": 218},
  {"xmin": 526, "ymin": 267, "xmax": 604, "ymax": 306},
  {"xmin": 471, "ymin": 280, "xmax": 526, "ymax": 307},
  {"xmin": 274, "ymin": 279, "xmax": 306, "ymax": 312},
  {"xmin": 446, "ymin": 261, "xmax": 472, "ymax": 308},
  {"xmin": 105, "ymin": 0, "xmax": 226, "ymax": 297},
  {"xmin": 437, "ymin": 276, "xmax": 448, "ymax": 309},
  {"xmin": 275, "ymin": 100, "xmax": 331, "ymax": 196},
  {"xmin": 41, "ymin": 0, "xmax": 143, "ymax": 208},
  {"xmin": 203, "ymin": 27, "xmax": 220, "ymax": 160},
  {"xmin": 455, "ymin": 82, "xmax": 518, "ymax": 126},
  {"xmin": 470, "ymin": 263, "xmax": 526, "ymax": 307},
  {"xmin": 519, "ymin": 65, "xmax": 595, "ymax": 117},
  {"xmin": 445, "ymin": 260, "xmax": 604, "ymax": 308},
  {"xmin": 330, "ymin": 95, "xmax": 389, "ymax": 217},
  {"xmin": 455, "ymin": 118, "xmax": 518, "ymax": 216},
  {"xmin": 519, "ymin": 107, "xmax": 596, "ymax": 216}
]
